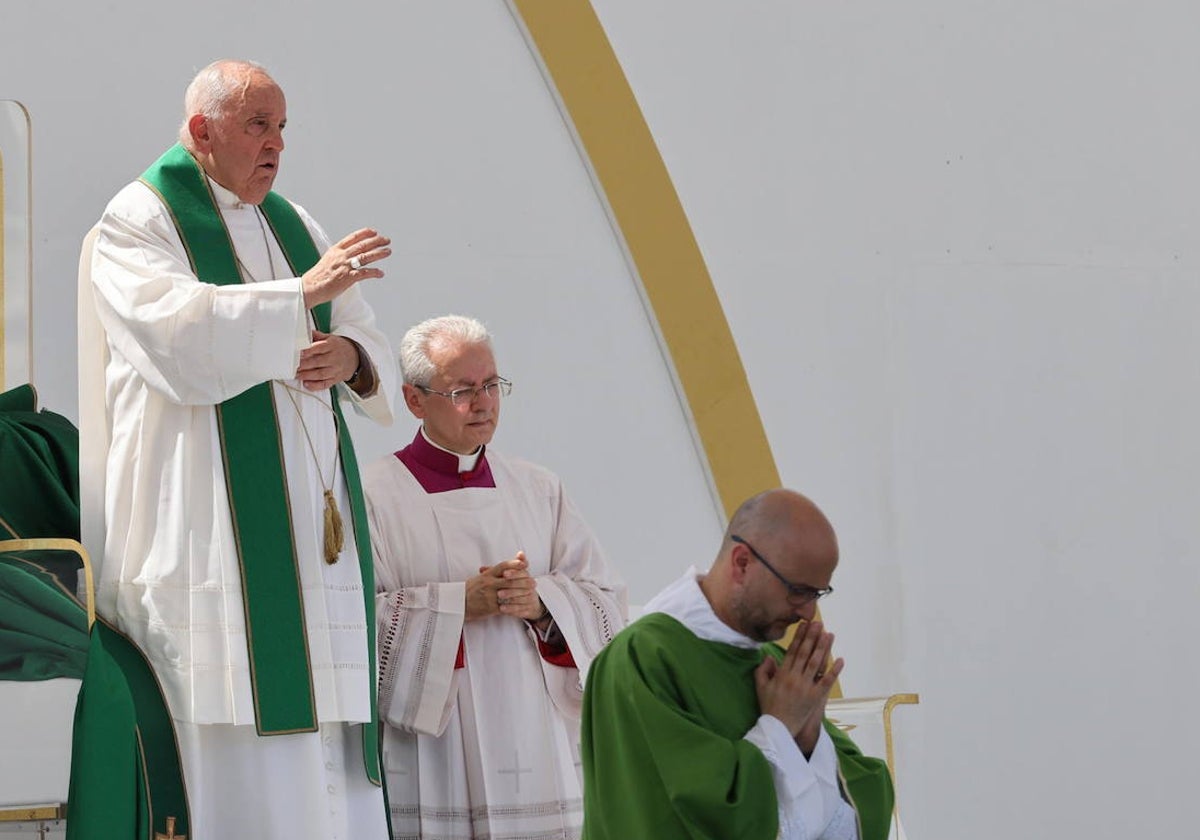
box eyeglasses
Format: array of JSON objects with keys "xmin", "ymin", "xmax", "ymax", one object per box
[
  {"xmin": 416, "ymin": 377, "xmax": 512, "ymax": 407},
  {"xmin": 729, "ymin": 534, "xmax": 833, "ymax": 604}
]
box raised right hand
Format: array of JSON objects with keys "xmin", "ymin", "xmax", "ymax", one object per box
[{"xmin": 301, "ymin": 228, "xmax": 391, "ymax": 309}]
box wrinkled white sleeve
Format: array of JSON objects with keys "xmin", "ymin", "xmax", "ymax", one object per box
[
  {"xmin": 532, "ymin": 479, "xmax": 627, "ymax": 679},
  {"xmin": 374, "ymin": 582, "xmax": 465, "ymax": 736},
  {"xmin": 745, "ymin": 715, "xmax": 859, "ymax": 840},
  {"xmin": 367, "ymin": 475, "xmax": 465, "ymax": 736},
  {"xmin": 91, "ymin": 183, "xmax": 308, "ymax": 406}
]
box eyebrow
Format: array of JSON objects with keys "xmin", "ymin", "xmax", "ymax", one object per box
[{"xmin": 448, "ymin": 374, "xmax": 499, "ymax": 387}]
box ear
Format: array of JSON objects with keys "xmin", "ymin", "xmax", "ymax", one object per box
[
  {"xmin": 402, "ymin": 384, "xmax": 426, "ymax": 419},
  {"xmin": 188, "ymin": 113, "xmax": 213, "ymax": 152},
  {"xmin": 728, "ymin": 543, "xmax": 752, "ymax": 584}
]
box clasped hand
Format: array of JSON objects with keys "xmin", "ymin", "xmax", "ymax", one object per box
[
  {"xmin": 465, "ymin": 551, "xmax": 543, "ymax": 622},
  {"xmin": 754, "ymin": 620, "xmax": 844, "ymax": 757}
]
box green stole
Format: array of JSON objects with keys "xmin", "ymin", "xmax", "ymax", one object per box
[{"xmin": 138, "ymin": 144, "xmax": 380, "ymax": 783}]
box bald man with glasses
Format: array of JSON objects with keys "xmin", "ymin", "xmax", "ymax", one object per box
[
  {"xmin": 581, "ymin": 488, "xmax": 895, "ymax": 840},
  {"xmin": 361, "ymin": 314, "xmax": 626, "ymax": 839}
]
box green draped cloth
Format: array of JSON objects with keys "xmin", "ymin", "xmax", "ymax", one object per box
[
  {"xmin": 0, "ymin": 383, "xmax": 87, "ymax": 680},
  {"xmin": 0, "ymin": 562, "xmax": 188, "ymax": 838},
  {"xmin": 581, "ymin": 613, "xmax": 894, "ymax": 840},
  {"xmin": 66, "ymin": 619, "xmax": 189, "ymax": 840},
  {"xmin": 0, "ymin": 382, "xmax": 187, "ymax": 836},
  {"xmin": 0, "ymin": 383, "xmax": 81, "ymax": 592},
  {"xmin": 0, "ymin": 556, "xmax": 88, "ymax": 680}
]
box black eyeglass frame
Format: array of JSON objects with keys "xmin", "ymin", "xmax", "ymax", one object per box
[
  {"xmin": 729, "ymin": 534, "xmax": 834, "ymax": 604},
  {"xmin": 416, "ymin": 377, "xmax": 513, "ymax": 407}
]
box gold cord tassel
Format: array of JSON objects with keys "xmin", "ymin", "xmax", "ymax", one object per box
[{"xmin": 323, "ymin": 489, "xmax": 344, "ymax": 564}]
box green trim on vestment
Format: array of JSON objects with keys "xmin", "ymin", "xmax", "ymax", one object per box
[
  {"xmin": 140, "ymin": 143, "xmax": 316, "ymax": 736},
  {"xmin": 259, "ymin": 191, "xmax": 382, "ymax": 785},
  {"xmin": 67, "ymin": 617, "xmax": 190, "ymax": 840},
  {"xmin": 581, "ymin": 612, "xmax": 894, "ymax": 840},
  {"xmin": 138, "ymin": 146, "xmax": 381, "ymax": 783}
]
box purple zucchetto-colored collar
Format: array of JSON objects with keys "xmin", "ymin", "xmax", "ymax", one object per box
[{"xmin": 395, "ymin": 429, "xmax": 496, "ymax": 493}]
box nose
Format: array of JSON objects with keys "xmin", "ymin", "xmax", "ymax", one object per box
[
  {"xmin": 794, "ymin": 601, "xmax": 818, "ymax": 622},
  {"xmin": 265, "ymin": 126, "xmax": 285, "ymax": 152}
]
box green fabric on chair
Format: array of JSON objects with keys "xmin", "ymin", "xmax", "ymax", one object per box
[
  {"xmin": 66, "ymin": 619, "xmax": 190, "ymax": 840},
  {"xmin": 0, "ymin": 555, "xmax": 88, "ymax": 680},
  {"xmin": 0, "ymin": 383, "xmax": 82, "ymax": 592}
]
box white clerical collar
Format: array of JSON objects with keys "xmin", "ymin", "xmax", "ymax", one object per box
[
  {"xmin": 642, "ymin": 567, "xmax": 761, "ymax": 650},
  {"xmin": 206, "ymin": 175, "xmax": 251, "ymax": 210},
  {"xmin": 420, "ymin": 427, "xmax": 482, "ymax": 473}
]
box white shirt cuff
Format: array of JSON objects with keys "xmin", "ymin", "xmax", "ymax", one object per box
[{"xmin": 745, "ymin": 715, "xmax": 857, "ymax": 840}]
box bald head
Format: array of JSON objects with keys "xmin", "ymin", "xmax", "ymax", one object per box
[
  {"xmin": 179, "ymin": 59, "xmax": 275, "ymax": 149},
  {"xmin": 725, "ymin": 489, "xmax": 838, "ymax": 568},
  {"xmin": 702, "ymin": 488, "xmax": 839, "ymax": 642}
]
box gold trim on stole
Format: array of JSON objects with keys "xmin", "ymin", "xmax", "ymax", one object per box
[
  {"xmin": 142, "ymin": 166, "xmax": 318, "ymax": 733},
  {"xmin": 201, "ymin": 176, "xmax": 318, "ymax": 735}
]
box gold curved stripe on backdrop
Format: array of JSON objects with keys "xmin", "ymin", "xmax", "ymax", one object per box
[
  {"xmin": 506, "ymin": 0, "xmax": 780, "ymax": 519},
  {"xmin": 507, "ymin": 1, "xmax": 837, "ymax": 695}
]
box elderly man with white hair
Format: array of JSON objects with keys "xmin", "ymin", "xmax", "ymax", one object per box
[
  {"xmin": 363, "ymin": 314, "xmax": 627, "ymax": 839},
  {"xmin": 74, "ymin": 58, "xmax": 395, "ymax": 839}
]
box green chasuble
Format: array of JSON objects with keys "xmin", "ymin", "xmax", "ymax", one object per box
[{"xmin": 581, "ymin": 613, "xmax": 894, "ymax": 840}]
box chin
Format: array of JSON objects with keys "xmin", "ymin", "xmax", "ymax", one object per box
[
  {"xmin": 759, "ymin": 623, "xmax": 790, "ymax": 644},
  {"xmin": 244, "ymin": 179, "xmax": 276, "ymax": 205}
]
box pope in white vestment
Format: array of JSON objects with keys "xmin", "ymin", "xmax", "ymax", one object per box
[
  {"xmin": 78, "ymin": 60, "xmax": 396, "ymax": 840},
  {"xmin": 362, "ymin": 315, "xmax": 627, "ymax": 839}
]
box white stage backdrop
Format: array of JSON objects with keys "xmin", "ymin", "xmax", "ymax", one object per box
[{"xmin": 3, "ymin": 3, "xmax": 1199, "ymax": 838}]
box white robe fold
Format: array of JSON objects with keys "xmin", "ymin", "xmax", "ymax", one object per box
[{"xmin": 364, "ymin": 447, "xmax": 626, "ymax": 839}]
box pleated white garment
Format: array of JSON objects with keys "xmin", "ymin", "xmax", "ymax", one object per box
[
  {"xmin": 364, "ymin": 448, "xmax": 627, "ymax": 839},
  {"xmin": 176, "ymin": 722, "xmax": 388, "ymax": 840}
]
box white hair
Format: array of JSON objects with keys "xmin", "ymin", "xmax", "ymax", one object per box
[
  {"xmin": 400, "ymin": 315, "xmax": 493, "ymax": 386},
  {"xmin": 178, "ymin": 59, "xmax": 272, "ymax": 148}
]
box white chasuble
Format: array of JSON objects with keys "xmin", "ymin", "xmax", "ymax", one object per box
[{"xmin": 365, "ymin": 442, "xmax": 627, "ymax": 839}]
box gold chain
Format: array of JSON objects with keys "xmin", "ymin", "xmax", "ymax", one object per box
[{"xmin": 234, "ymin": 205, "xmax": 345, "ymax": 563}]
